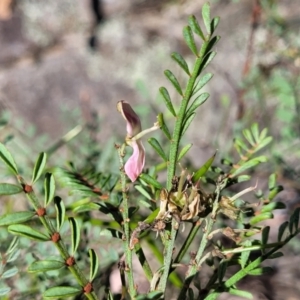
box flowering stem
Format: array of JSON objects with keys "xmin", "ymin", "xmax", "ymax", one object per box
[
  {"xmin": 118, "ymin": 144, "xmax": 136, "ymax": 298},
  {"xmin": 159, "ymin": 39, "xmax": 212, "ymax": 295}
]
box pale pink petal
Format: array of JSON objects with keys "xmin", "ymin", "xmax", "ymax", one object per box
[
  {"xmin": 124, "ymin": 140, "xmax": 145, "ymax": 182},
  {"xmin": 117, "ymin": 101, "xmax": 142, "ymax": 137}
]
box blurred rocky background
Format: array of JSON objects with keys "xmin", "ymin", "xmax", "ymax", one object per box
[{"xmin": 0, "ymin": 0, "xmax": 300, "ymax": 299}]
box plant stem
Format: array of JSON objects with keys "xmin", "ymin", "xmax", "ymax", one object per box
[
  {"xmin": 118, "ymin": 145, "xmax": 136, "ymax": 298},
  {"xmin": 17, "ymin": 177, "xmax": 98, "ymax": 300}
]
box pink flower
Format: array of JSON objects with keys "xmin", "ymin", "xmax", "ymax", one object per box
[{"xmin": 117, "ymin": 101, "xmax": 145, "ymax": 182}]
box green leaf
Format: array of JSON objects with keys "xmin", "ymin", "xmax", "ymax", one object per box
[
  {"xmin": 0, "ymin": 143, "xmax": 18, "ymax": 175},
  {"xmin": 261, "ymin": 226, "xmax": 270, "ymax": 245},
  {"xmin": 188, "ymin": 15, "xmax": 205, "ymax": 40},
  {"xmin": 178, "ymin": 144, "xmax": 192, "ymax": 161},
  {"xmin": 218, "ymin": 260, "xmax": 227, "ymax": 283},
  {"xmin": 2, "ymin": 266, "xmax": 18, "ymax": 278},
  {"xmin": 193, "ymin": 152, "xmax": 216, "ymax": 182},
  {"xmin": 251, "ymin": 123, "xmax": 260, "ymax": 142},
  {"xmin": 32, "ymin": 152, "xmax": 47, "ymax": 184},
  {"xmin": 228, "ymin": 288, "xmax": 253, "ymax": 299},
  {"xmin": 148, "ymin": 138, "xmax": 168, "ymax": 162},
  {"xmin": 202, "ymin": 3, "xmax": 211, "ymax": 36},
  {"xmin": 210, "ymin": 16, "xmax": 220, "ymax": 34},
  {"xmin": 164, "ymin": 70, "xmax": 183, "ymax": 96},
  {"xmin": 201, "ymin": 51, "xmax": 217, "ymax": 70},
  {"xmin": 157, "ymin": 113, "xmax": 172, "ymax": 140},
  {"xmin": 135, "ymin": 185, "xmax": 152, "ymax": 200},
  {"xmin": 268, "ymin": 185, "xmax": 283, "ymax": 201},
  {"xmin": 230, "ymin": 156, "xmax": 268, "ymax": 177},
  {"xmin": 0, "ymin": 287, "xmax": 11, "ymax": 296},
  {"xmin": 187, "ymin": 93, "xmax": 210, "ymax": 115},
  {"xmin": 289, "ymin": 207, "xmax": 300, "ymax": 234},
  {"xmin": 139, "ymin": 173, "xmax": 162, "ymax": 189},
  {"xmin": 6, "ymin": 236, "xmax": 19, "ymax": 254},
  {"xmin": 268, "ymin": 174, "xmax": 276, "ymax": 190},
  {"xmin": 44, "ymin": 173, "xmax": 55, "ymax": 206},
  {"xmin": 99, "ymin": 228, "xmax": 123, "ymax": 239},
  {"xmin": 206, "ymin": 36, "xmax": 220, "ymax": 54},
  {"xmin": 181, "ymin": 112, "xmax": 196, "ymax": 136},
  {"xmin": 278, "ymin": 221, "xmax": 288, "ymax": 242},
  {"xmin": 269, "ymin": 252, "xmax": 284, "ymax": 259},
  {"xmin": 88, "ymin": 249, "xmax": 99, "ymax": 281},
  {"xmin": 193, "ymin": 73, "xmax": 213, "ymax": 95},
  {"xmin": 0, "ymin": 183, "xmax": 23, "ymax": 195},
  {"xmin": 8, "ymin": 224, "xmax": 49, "ymax": 241},
  {"xmin": 254, "ymin": 136, "xmax": 272, "ymax": 152},
  {"xmin": 54, "ymin": 197, "xmax": 65, "ymax": 231},
  {"xmin": 159, "ymin": 87, "xmax": 176, "ymax": 117},
  {"xmin": 43, "ymin": 286, "xmax": 81, "ymax": 298},
  {"xmin": 248, "ymin": 267, "xmax": 273, "ymax": 276},
  {"xmin": 28, "ymin": 260, "xmax": 65, "ymax": 273},
  {"xmin": 135, "ymin": 291, "xmax": 164, "ymax": 300},
  {"xmin": 183, "ymin": 26, "xmax": 198, "ymax": 56},
  {"xmin": 249, "ymin": 212, "xmax": 273, "ymax": 226},
  {"xmin": 243, "ymin": 128, "xmax": 255, "ymax": 146},
  {"xmin": 171, "ymin": 52, "xmax": 190, "ymax": 75},
  {"xmin": 240, "ymin": 240, "xmax": 252, "ymax": 269},
  {"xmin": 69, "ymin": 217, "xmax": 80, "ymax": 254},
  {"xmin": 0, "ymin": 211, "xmax": 35, "ymax": 226},
  {"xmin": 261, "ymin": 201, "xmax": 285, "ymax": 213}
]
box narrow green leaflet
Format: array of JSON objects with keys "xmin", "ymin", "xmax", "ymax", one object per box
[
  {"xmin": 0, "ymin": 211, "xmax": 35, "ymax": 226},
  {"xmin": 0, "ymin": 183, "xmax": 23, "ymax": 195},
  {"xmin": 54, "ymin": 197, "xmax": 65, "ymax": 231},
  {"xmin": 135, "ymin": 291, "xmax": 164, "ymax": 300},
  {"xmin": 6, "ymin": 236, "xmax": 19, "ymax": 254},
  {"xmin": 8, "ymin": 224, "xmax": 49, "ymax": 241},
  {"xmin": 261, "ymin": 226, "xmax": 270, "ymax": 246},
  {"xmin": 202, "ymin": 51, "xmax": 217, "ymax": 71},
  {"xmin": 43, "ymin": 286, "xmax": 81, "ymax": 298},
  {"xmin": 157, "ymin": 113, "xmax": 172, "ymax": 140},
  {"xmin": 261, "ymin": 202, "xmax": 285, "ymax": 213},
  {"xmin": 210, "ymin": 16, "xmax": 220, "ymax": 34},
  {"xmin": 228, "ymin": 289, "xmax": 253, "ymax": 299},
  {"xmin": 183, "ymin": 26, "xmax": 198, "ymax": 56},
  {"xmin": 148, "ymin": 138, "xmax": 168, "ymax": 162},
  {"xmin": 268, "ymin": 174, "xmax": 277, "ymax": 190},
  {"xmin": 159, "ymin": 87, "xmax": 176, "ymax": 117},
  {"xmin": 28, "ymin": 260, "xmax": 65, "ymax": 273},
  {"xmin": 278, "ymin": 221, "xmax": 288, "ymax": 242},
  {"xmin": 164, "ymin": 70, "xmax": 183, "ymax": 96},
  {"xmin": 187, "ymin": 93, "xmax": 210, "ymax": 115},
  {"xmin": 251, "ymin": 123, "xmax": 260, "ymax": 142},
  {"xmin": 44, "ymin": 173, "xmax": 55, "ymax": 206},
  {"xmin": 248, "ymin": 267, "xmax": 273, "ymax": 276},
  {"xmin": 254, "ymin": 136, "xmax": 272, "ymax": 153},
  {"xmin": 249, "ymin": 212, "xmax": 273, "ymax": 226},
  {"xmin": 181, "ymin": 112, "xmax": 196, "ymax": 136},
  {"xmin": 32, "ymin": 152, "xmax": 47, "ymax": 184},
  {"xmin": 1, "ymin": 266, "xmax": 18, "ymax": 278},
  {"xmin": 135, "ymin": 185, "xmax": 152, "ymax": 200},
  {"xmin": 240, "ymin": 240, "xmax": 252, "ymax": 269},
  {"xmin": 193, "ymin": 152, "xmax": 216, "ymax": 182},
  {"xmin": 0, "ymin": 287, "xmax": 11, "ymax": 296},
  {"xmin": 289, "ymin": 207, "xmax": 300, "ymax": 234},
  {"xmin": 268, "ymin": 185, "xmax": 283, "ymax": 201},
  {"xmin": 139, "ymin": 173, "xmax": 162, "ymax": 189},
  {"xmin": 243, "ymin": 128, "xmax": 255, "ymax": 146},
  {"xmin": 99, "ymin": 228, "xmax": 123, "ymax": 239},
  {"xmin": 218, "ymin": 261, "xmax": 227, "ymax": 283},
  {"xmin": 202, "ymin": 2, "xmax": 211, "ymax": 36},
  {"xmin": 193, "ymin": 73, "xmax": 213, "ymax": 95},
  {"xmin": 171, "ymin": 52, "xmax": 190, "ymax": 75},
  {"xmin": 178, "ymin": 144, "xmax": 193, "ymax": 161},
  {"xmin": 269, "ymin": 252, "xmax": 284, "ymax": 259},
  {"xmin": 230, "ymin": 156, "xmax": 268, "ymax": 177},
  {"xmin": 69, "ymin": 217, "xmax": 80, "ymax": 254},
  {"xmin": 0, "ymin": 143, "xmax": 18, "ymax": 175},
  {"xmin": 188, "ymin": 15, "xmax": 205, "ymax": 40},
  {"xmin": 88, "ymin": 249, "xmax": 99, "ymax": 281}
]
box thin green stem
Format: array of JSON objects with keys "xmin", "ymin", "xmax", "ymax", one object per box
[
  {"xmin": 118, "ymin": 145, "xmax": 136, "ymax": 298},
  {"xmin": 17, "ymin": 177, "xmax": 98, "ymax": 300},
  {"xmin": 134, "ymin": 243, "xmax": 153, "ymax": 282}
]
